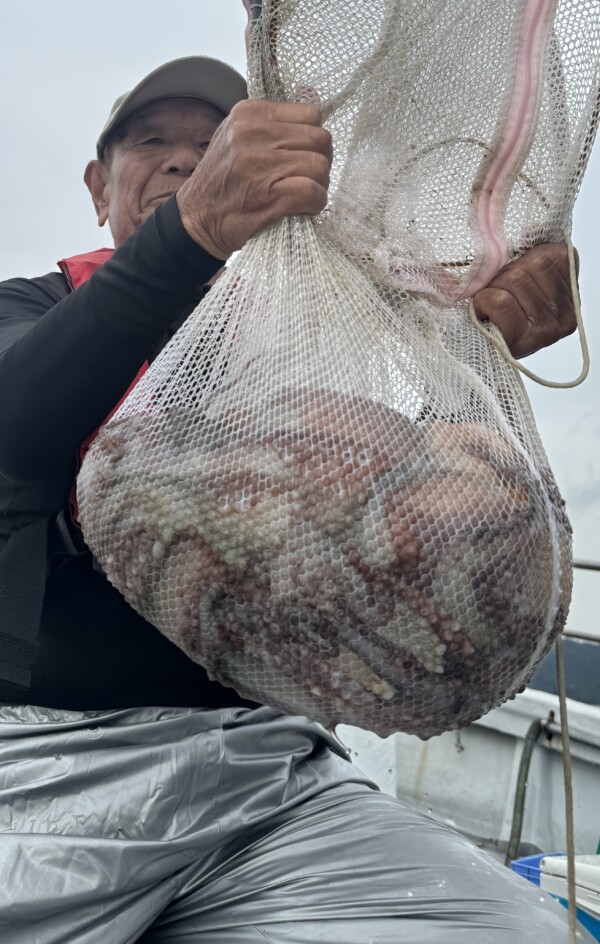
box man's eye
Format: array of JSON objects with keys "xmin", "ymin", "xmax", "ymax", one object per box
[{"xmin": 138, "ymin": 137, "xmax": 164, "ymax": 146}]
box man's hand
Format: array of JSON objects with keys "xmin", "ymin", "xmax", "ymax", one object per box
[
  {"xmin": 176, "ymin": 100, "xmax": 333, "ymax": 260},
  {"xmin": 472, "ymin": 243, "xmax": 578, "ymax": 358}
]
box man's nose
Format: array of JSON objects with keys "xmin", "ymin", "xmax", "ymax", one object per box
[{"xmin": 162, "ymin": 143, "xmax": 206, "ymax": 177}]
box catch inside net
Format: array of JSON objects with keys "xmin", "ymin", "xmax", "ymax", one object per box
[{"xmin": 77, "ymin": 0, "xmax": 600, "ymax": 738}]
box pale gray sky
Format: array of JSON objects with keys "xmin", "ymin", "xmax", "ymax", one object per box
[{"xmin": 1, "ymin": 0, "xmax": 598, "ymax": 634}]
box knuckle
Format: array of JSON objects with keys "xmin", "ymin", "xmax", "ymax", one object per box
[
  {"xmin": 304, "ymin": 179, "xmax": 327, "ymax": 213},
  {"xmin": 538, "ymin": 252, "xmax": 561, "ymax": 279},
  {"xmin": 559, "ymin": 309, "xmax": 577, "ymax": 337},
  {"xmin": 305, "ymin": 177, "xmax": 323, "ymax": 199},
  {"xmin": 533, "ymin": 243, "xmax": 565, "ymax": 276},
  {"xmin": 314, "ymin": 125, "xmax": 332, "ymax": 148},
  {"xmin": 504, "ymin": 266, "xmax": 532, "ymax": 293},
  {"xmin": 493, "ymin": 288, "xmax": 517, "ymax": 315},
  {"xmin": 229, "ymin": 100, "xmax": 253, "ymax": 121},
  {"xmin": 542, "ymin": 241, "xmax": 567, "ymax": 261},
  {"xmin": 225, "ymin": 112, "xmax": 243, "ymax": 140},
  {"xmin": 234, "ymin": 115, "xmax": 253, "ymax": 137},
  {"xmin": 312, "ymin": 152, "xmax": 331, "ymax": 180},
  {"xmin": 302, "ymin": 102, "xmax": 322, "ymax": 124},
  {"xmin": 229, "ymin": 117, "xmax": 258, "ymax": 151},
  {"xmin": 472, "ymin": 286, "xmax": 499, "ymax": 319},
  {"xmin": 532, "ymin": 314, "xmax": 570, "ymax": 348}
]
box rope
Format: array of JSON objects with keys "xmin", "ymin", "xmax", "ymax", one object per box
[
  {"xmin": 468, "ymin": 233, "xmax": 590, "ymax": 388},
  {"xmin": 556, "ymin": 634, "xmax": 578, "ymax": 944}
]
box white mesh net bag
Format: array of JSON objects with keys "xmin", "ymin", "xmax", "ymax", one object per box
[{"xmin": 77, "ymin": 0, "xmax": 600, "ymax": 738}]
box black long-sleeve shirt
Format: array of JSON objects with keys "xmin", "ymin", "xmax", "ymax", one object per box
[{"xmin": 0, "ymin": 196, "xmax": 257, "ymax": 711}]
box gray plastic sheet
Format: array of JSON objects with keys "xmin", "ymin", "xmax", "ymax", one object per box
[{"xmin": 0, "ymin": 704, "xmax": 589, "ymax": 943}]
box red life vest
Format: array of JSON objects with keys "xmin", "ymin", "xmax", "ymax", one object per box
[
  {"xmin": 58, "ymin": 248, "xmax": 114, "ymax": 289},
  {"xmin": 58, "ymin": 249, "xmax": 149, "ymax": 523}
]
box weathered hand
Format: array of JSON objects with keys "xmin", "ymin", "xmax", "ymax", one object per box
[
  {"xmin": 472, "ymin": 243, "xmax": 578, "ymax": 358},
  {"xmin": 176, "ymin": 99, "xmax": 333, "ymax": 260}
]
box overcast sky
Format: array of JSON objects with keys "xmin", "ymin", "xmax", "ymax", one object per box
[{"xmin": 1, "ymin": 0, "xmax": 598, "ymax": 635}]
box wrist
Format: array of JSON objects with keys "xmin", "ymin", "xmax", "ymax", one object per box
[
  {"xmin": 154, "ymin": 197, "xmax": 226, "ymax": 287},
  {"xmin": 176, "ymin": 192, "xmax": 230, "ymax": 261}
]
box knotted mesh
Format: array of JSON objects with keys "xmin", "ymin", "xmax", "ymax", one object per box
[{"xmin": 77, "ymin": 0, "xmax": 600, "ymax": 738}]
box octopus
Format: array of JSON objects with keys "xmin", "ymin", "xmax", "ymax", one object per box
[{"xmin": 76, "ymin": 387, "xmax": 572, "ymax": 739}]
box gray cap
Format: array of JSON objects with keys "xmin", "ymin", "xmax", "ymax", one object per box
[{"xmin": 97, "ymin": 56, "xmax": 247, "ymax": 157}]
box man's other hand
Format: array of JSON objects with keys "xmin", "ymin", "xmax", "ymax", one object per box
[
  {"xmin": 472, "ymin": 243, "xmax": 578, "ymax": 358},
  {"xmin": 176, "ymin": 100, "xmax": 333, "ymax": 260}
]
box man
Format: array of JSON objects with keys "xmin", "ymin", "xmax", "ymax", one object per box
[{"xmin": 0, "ymin": 40, "xmax": 586, "ymax": 944}]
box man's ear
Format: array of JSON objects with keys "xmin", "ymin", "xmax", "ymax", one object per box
[{"xmin": 84, "ymin": 160, "xmax": 110, "ymax": 227}]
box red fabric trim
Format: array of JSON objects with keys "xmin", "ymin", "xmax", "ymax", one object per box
[
  {"xmin": 59, "ymin": 250, "xmax": 149, "ymax": 523},
  {"xmin": 58, "ymin": 249, "xmax": 115, "ymax": 290}
]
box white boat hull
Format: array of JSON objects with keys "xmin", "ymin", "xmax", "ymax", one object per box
[{"xmin": 339, "ymin": 689, "xmax": 600, "ymax": 858}]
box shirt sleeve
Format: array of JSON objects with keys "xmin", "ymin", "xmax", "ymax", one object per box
[{"xmin": 0, "ymin": 197, "xmax": 223, "ymax": 485}]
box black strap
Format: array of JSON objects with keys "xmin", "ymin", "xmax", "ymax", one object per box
[
  {"xmin": 0, "ymin": 516, "xmax": 49, "ymax": 687},
  {"xmin": 47, "ymin": 508, "xmax": 88, "ymax": 574}
]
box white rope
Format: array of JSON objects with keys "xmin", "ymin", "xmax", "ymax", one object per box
[
  {"xmin": 468, "ymin": 233, "xmax": 590, "ymax": 388},
  {"xmin": 556, "ymin": 634, "xmax": 578, "ymax": 944}
]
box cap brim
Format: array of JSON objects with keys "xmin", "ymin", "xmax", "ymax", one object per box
[{"xmin": 97, "ymin": 56, "xmax": 247, "ymax": 156}]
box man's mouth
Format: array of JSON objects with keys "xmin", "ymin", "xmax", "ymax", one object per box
[{"xmin": 143, "ymin": 192, "xmax": 178, "ymax": 209}]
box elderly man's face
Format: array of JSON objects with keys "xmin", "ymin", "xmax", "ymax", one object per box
[{"xmin": 85, "ymin": 98, "xmax": 224, "ymax": 247}]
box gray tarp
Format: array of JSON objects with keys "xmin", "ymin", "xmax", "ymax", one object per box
[{"xmin": 0, "ymin": 704, "xmax": 589, "ymax": 943}]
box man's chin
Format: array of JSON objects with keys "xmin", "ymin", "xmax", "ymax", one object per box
[
  {"xmin": 136, "ymin": 204, "xmax": 162, "ymax": 228},
  {"xmin": 112, "ymin": 203, "xmax": 170, "ymax": 246},
  {"xmin": 112, "ymin": 215, "xmax": 149, "ymax": 247},
  {"xmin": 141, "ymin": 204, "xmax": 161, "ymax": 218}
]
